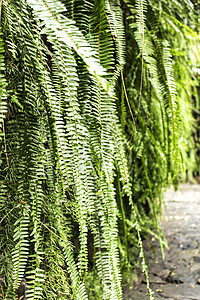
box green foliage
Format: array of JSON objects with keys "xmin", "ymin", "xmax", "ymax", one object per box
[{"xmin": 0, "ymin": 0, "xmax": 199, "ymax": 299}]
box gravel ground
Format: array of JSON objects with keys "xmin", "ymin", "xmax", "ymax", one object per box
[{"xmin": 123, "ymin": 184, "xmax": 200, "ymax": 300}]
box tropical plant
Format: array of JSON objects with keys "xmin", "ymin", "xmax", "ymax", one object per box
[{"xmin": 0, "ymin": 0, "xmax": 199, "ymax": 299}]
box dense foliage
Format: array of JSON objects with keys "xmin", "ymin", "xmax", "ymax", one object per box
[{"xmin": 0, "ymin": 0, "xmax": 199, "ymax": 299}]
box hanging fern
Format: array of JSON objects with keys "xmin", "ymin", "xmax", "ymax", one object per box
[{"xmin": 0, "ymin": 0, "xmax": 199, "ymax": 299}]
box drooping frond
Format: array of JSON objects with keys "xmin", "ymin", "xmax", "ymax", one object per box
[{"xmin": 0, "ymin": 0, "xmax": 199, "ymax": 299}]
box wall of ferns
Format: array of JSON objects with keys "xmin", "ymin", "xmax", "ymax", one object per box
[{"xmin": 0, "ymin": 0, "xmax": 199, "ymax": 299}]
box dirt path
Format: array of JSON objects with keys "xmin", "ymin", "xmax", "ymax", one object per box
[{"xmin": 123, "ymin": 184, "xmax": 200, "ymax": 300}]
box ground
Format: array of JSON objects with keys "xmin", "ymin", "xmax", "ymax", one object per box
[{"xmin": 123, "ymin": 184, "xmax": 200, "ymax": 300}]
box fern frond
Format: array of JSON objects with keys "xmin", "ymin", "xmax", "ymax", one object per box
[
  {"xmin": 27, "ymin": 0, "xmax": 115, "ymax": 97},
  {"xmin": 12, "ymin": 215, "xmax": 30, "ymax": 290}
]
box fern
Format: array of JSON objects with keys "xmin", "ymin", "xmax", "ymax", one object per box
[{"xmin": 0, "ymin": 0, "xmax": 199, "ymax": 299}]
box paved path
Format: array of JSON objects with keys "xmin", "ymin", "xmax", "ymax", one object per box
[{"xmin": 123, "ymin": 184, "xmax": 200, "ymax": 300}]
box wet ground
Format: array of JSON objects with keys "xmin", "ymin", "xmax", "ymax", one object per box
[{"xmin": 123, "ymin": 184, "xmax": 200, "ymax": 300}]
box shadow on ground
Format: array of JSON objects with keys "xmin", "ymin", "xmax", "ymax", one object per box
[{"xmin": 123, "ymin": 184, "xmax": 200, "ymax": 300}]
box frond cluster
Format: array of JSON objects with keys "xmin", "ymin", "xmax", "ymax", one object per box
[{"xmin": 0, "ymin": 0, "xmax": 199, "ymax": 299}]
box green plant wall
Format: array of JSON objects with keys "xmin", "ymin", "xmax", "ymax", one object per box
[{"xmin": 0, "ymin": 0, "xmax": 199, "ymax": 299}]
